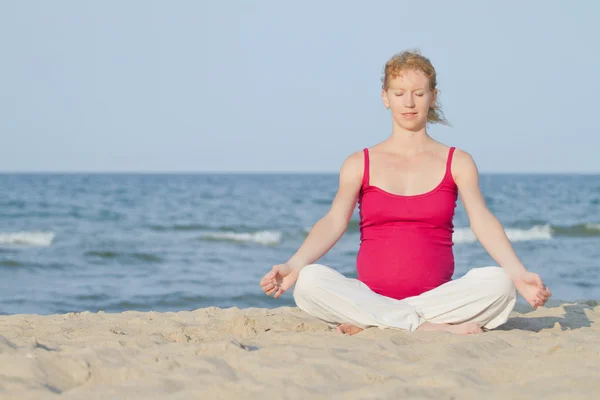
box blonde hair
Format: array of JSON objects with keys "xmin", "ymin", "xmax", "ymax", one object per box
[{"xmin": 382, "ymin": 50, "xmax": 448, "ymax": 125}]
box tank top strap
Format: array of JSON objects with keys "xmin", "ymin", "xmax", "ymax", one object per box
[
  {"xmin": 362, "ymin": 148, "xmax": 370, "ymax": 187},
  {"xmin": 445, "ymin": 147, "xmax": 456, "ymax": 177}
]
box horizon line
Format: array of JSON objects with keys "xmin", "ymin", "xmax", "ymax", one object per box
[{"xmin": 1, "ymin": 170, "xmax": 599, "ymax": 175}]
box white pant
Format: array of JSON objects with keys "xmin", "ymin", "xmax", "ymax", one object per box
[{"xmin": 293, "ymin": 264, "xmax": 517, "ymax": 332}]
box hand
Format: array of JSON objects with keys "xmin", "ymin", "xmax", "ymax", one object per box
[
  {"xmin": 513, "ymin": 271, "xmax": 552, "ymax": 309},
  {"xmin": 259, "ymin": 262, "xmax": 299, "ymax": 299}
]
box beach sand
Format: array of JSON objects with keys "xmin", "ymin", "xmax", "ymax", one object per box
[{"xmin": 1, "ymin": 302, "xmax": 598, "ymax": 399}]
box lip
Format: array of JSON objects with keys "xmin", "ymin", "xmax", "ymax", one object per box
[{"xmin": 401, "ymin": 112, "xmax": 418, "ymax": 118}]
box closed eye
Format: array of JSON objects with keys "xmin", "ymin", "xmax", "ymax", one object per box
[{"xmin": 395, "ymin": 93, "xmax": 424, "ymax": 97}]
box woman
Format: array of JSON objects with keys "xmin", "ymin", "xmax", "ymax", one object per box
[{"xmin": 259, "ymin": 50, "xmax": 552, "ymax": 335}]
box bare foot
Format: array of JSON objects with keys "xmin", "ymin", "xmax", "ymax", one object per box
[
  {"xmin": 417, "ymin": 321, "xmax": 483, "ymax": 335},
  {"xmin": 336, "ymin": 323, "xmax": 363, "ymax": 336}
]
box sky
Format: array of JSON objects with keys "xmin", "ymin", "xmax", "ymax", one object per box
[{"xmin": 1, "ymin": 1, "xmax": 599, "ymax": 173}]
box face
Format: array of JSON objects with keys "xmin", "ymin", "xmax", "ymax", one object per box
[{"xmin": 382, "ymin": 69, "xmax": 436, "ymax": 131}]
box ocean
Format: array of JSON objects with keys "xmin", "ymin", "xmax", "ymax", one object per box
[{"xmin": 1, "ymin": 173, "xmax": 599, "ymax": 315}]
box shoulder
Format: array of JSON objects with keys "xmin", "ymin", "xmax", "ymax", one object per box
[
  {"xmin": 450, "ymin": 147, "xmax": 479, "ymax": 184},
  {"xmin": 338, "ymin": 150, "xmax": 366, "ymax": 183},
  {"xmin": 345, "ymin": 149, "xmax": 366, "ymax": 163},
  {"xmin": 341, "ymin": 149, "xmax": 366, "ymax": 170},
  {"xmin": 451, "ymin": 147, "xmax": 476, "ymax": 166}
]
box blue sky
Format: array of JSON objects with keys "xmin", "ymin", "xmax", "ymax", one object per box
[{"xmin": 1, "ymin": 1, "xmax": 598, "ymax": 173}]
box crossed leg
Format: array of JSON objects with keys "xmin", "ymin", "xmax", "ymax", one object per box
[{"xmin": 293, "ymin": 264, "xmax": 516, "ymax": 335}]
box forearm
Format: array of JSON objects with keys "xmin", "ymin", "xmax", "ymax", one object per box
[
  {"xmin": 287, "ymin": 213, "xmax": 346, "ymax": 272},
  {"xmin": 470, "ymin": 211, "xmax": 527, "ymax": 279}
]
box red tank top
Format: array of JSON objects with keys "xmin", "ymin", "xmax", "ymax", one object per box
[{"xmin": 356, "ymin": 147, "xmax": 458, "ymax": 300}]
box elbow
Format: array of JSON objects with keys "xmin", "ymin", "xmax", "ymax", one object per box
[
  {"xmin": 468, "ymin": 208, "xmax": 495, "ymax": 234},
  {"xmin": 323, "ymin": 211, "xmax": 351, "ymax": 238}
]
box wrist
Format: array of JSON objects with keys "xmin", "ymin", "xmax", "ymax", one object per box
[
  {"xmin": 286, "ymin": 257, "xmax": 306, "ymax": 272},
  {"xmin": 506, "ymin": 265, "xmax": 527, "ymax": 281}
]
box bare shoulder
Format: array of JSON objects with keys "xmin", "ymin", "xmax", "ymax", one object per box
[
  {"xmin": 450, "ymin": 148, "xmax": 479, "ymax": 183},
  {"xmin": 329, "ymin": 150, "xmax": 365, "ymax": 212},
  {"xmin": 339, "ymin": 150, "xmax": 365, "ymax": 179},
  {"xmin": 452, "ymin": 147, "xmax": 476, "ymax": 165},
  {"xmin": 344, "ymin": 149, "xmax": 365, "ymax": 164}
]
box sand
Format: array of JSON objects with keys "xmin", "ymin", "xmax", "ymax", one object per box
[{"xmin": 0, "ymin": 302, "xmax": 598, "ymax": 399}]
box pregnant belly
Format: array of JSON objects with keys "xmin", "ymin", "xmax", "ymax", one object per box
[{"xmin": 356, "ymin": 241, "xmax": 454, "ymax": 300}]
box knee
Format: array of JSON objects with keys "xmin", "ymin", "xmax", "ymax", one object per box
[
  {"xmin": 478, "ymin": 267, "xmax": 517, "ymax": 299},
  {"xmin": 292, "ymin": 264, "xmax": 329, "ymax": 299}
]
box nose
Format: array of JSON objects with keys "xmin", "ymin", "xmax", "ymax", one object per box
[{"xmin": 404, "ymin": 95, "xmax": 415, "ymax": 108}]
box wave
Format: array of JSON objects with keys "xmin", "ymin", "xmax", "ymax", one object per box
[
  {"xmin": 453, "ymin": 225, "xmax": 553, "ymax": 244},
  {"xmin": 205, "ymin": 225, "xmax": 554, "ymax": 247},
  {"xmin": 84, "ymin": 251, "xmax": 163, "ymax": 263},
  {"xmin": 303, "ymin": 222, "xmax": 598, "ymax": 244},
  {"xmin": 189, "ymin": 221, "xmax": 600, "ymax": 247},
  {"xmin": 347, "ymin": 221, "xmax": 600, "ymax": 238},
  {"xmin": 0, "ymin": 231, "xmax": 55, "ymax": 247},
  {"xmin": 454, "ymin": 223, "xmax": 600, "ymax": 243},
  {"xmin": 303, "ymin": 220, "xmax": 361, "ymax": 235},
  {"xmin": 200, "ymin": 231, "xmax": 281, "ymax": 245},
  {"xmin": 0, "ymin": 260, "xmax": 26, "ymax": 267},
  {"xmin": 148, "ymin": 223, "xmax": 262, "ymax": 233},
  {"xmin": 148, "ymin": 223, "xmax": 211, "ymax": 232},
  {"xmin": 551, "ymin": 223, "xmax": 600, "ymax": 237}
]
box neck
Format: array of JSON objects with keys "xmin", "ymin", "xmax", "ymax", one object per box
[{"xmin": 388, "ymin": 123, "xmax": 431, "ymax": 154}]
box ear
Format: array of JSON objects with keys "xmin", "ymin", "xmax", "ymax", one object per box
[{"xmin": 382, "ymin": 89, "xmax": 390, "ymax": 109}]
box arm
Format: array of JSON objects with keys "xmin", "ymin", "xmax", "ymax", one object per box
[
  {"xmin": 453, "ymin": 150, "xmax": 526, "ymax": 279},
  {"xmin": 287, "ymin": 151, "xmax": 363, "ymax": 271},
  {"xmin": 453, "ymin": 149, "xmax": 551, "ymax": 308},
  {"xmin": 260, "ymin": 151, "xmax": 363, "ymax": 298}
]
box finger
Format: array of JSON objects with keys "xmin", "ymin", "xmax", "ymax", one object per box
[
  {"xmin": 529, "ymin": 298, "xmax": 539, "ymax": 308},
  {"xmin": 261, "ymin": 282, "xmax": 275, "ymax": 292},
  {"xmin": 260, "ymin": 273, "xmax": 276, "ymax": 285},
  {"xmin": 273, "ymin": 288, "xmax": 285, "ymax": 298},
  {"xmin": 536, "ymin": 292, "xmax": 546, "ymax": 302},
  {"xmin": 543, "ymin": 291, "xmax": 551, "ymax": 301},
  {"xmin": 265, "ymin": 287, "xmax": 277, "ymax": 296},
  {"xmin": 536, "ymin": 299, "xmax": 546, "ymax": 307}
]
